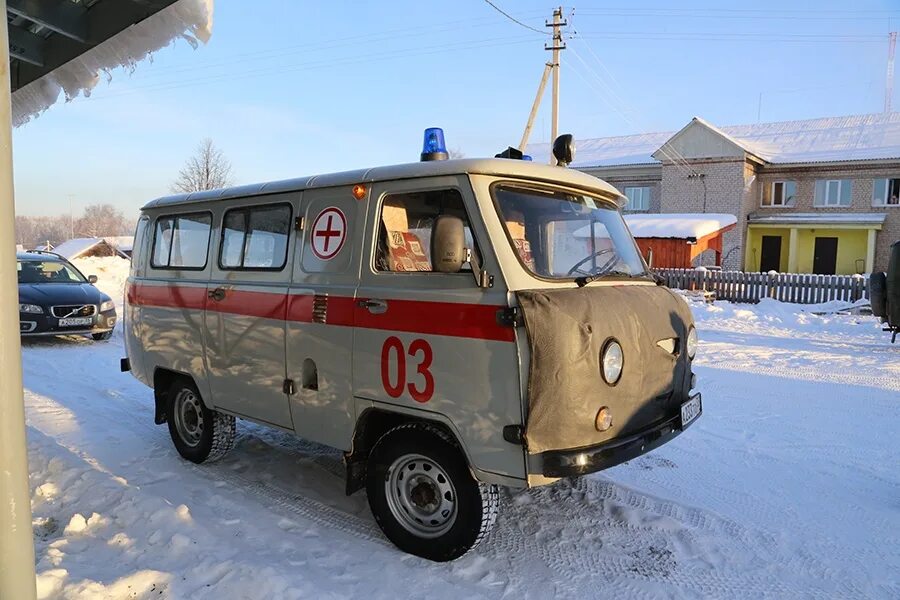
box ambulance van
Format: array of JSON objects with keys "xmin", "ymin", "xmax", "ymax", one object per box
[{"xmin": 123, "ymin": 131, "xmax": 702, "ymax": 561}]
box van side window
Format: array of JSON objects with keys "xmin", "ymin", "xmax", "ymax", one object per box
[
  {"xmin": 375, "ymin": 189, "xmax": 478, "ymax": 272},
  {"xmin": 219, "ymin": 204, "xmax": 291, "ymax": 270},
  {"xmin": 150, "ymin": 213, "xmax": 211, "ymax": 270}
]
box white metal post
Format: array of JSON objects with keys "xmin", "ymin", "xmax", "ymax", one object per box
[{"xmin": 0, "ymin": 0, "xmax": 38, "ymax": 597}]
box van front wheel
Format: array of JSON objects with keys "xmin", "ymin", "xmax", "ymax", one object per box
[
  {"xmin": 366, "ymin": 423, "xmax": 499, "ymax": 561},
  {"xmin": 166, "ymin": 379, "xmax": 235, "ymax": 464}
]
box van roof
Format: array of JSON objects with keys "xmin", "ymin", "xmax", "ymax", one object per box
[{"xmin": 142, "ymin": 158, "xmax": 624, "ymax": 211}]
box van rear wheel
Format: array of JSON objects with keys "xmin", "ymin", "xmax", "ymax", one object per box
[
  {"xmin": 166, "ymin": 379, "xmax": 235, "ymax": 464},
  {"xmin": 366, "ymin": 423, "xmax": 499, "ymax": 562}
]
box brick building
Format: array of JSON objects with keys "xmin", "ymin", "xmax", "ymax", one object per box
[{"xmin": 529, "ymin": 113, "xmax": 900, "ymax": 274}]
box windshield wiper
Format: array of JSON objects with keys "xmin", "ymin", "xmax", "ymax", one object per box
[{"xmin": 575, "ymin": 269, "xmax": 636, "ymax": 287}]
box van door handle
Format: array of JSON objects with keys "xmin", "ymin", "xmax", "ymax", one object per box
[
  {"xmin": 358, "ymin": 299, "xmax": 388, "ymax": 314},
  {"xmin": 208, "ymin": 287, "xmax": 227, "ymax": 302}
]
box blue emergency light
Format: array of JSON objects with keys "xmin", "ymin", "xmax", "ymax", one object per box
[{"xmin": 420, "ymin": 127, "xmax": 449, "ymax": 161}]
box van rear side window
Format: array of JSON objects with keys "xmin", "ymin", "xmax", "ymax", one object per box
[
  {"xmin": 219, "ymin": 204, "xmax": 291, "ymax": 270},
  {"xmin": 151, "ymin": 213, "xmax": 211, "ymax": 270}
]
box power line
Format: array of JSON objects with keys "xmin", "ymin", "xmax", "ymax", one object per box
[{"xmin": 482, "ymin": 0, "xmax": 549, "ymax": 35}]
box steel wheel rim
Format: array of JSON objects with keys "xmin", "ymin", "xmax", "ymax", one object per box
[
  {"xmin": 384, "ymin": 453, "xmax": 458, "ymax": 538},
  {"xmin": 173, "ymin": 389, "xmax": 204, "ymax": 447}
]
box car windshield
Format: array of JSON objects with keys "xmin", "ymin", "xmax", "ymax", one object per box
[
  {"xmin": 17, "ymin": 260, "xmax": 87, "ymax": 284},
  {"xmin": 491, "ymin": 183, "xmax": 647, "ymax": 280}
]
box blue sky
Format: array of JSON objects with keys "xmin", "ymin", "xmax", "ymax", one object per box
[{"xmin": 12, "ymin": 0, "xmax": 900, "ymax": 218}]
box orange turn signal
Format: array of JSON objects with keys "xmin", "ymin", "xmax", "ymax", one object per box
[{"xmin": 352, "ymin": 184, "xmax": 367, "ymax": 200}]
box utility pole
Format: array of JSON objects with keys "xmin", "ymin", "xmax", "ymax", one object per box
[
  {"xmin": 68, "ymin": 193, "xmax": 74, "ymax": 240},
  {"xmin": 547, "ymin": 7, "xmax": 566, "ymax": 163},
  {"xmin": 886, "ymin": 31, "xmax": 897, "ymax": 113}
]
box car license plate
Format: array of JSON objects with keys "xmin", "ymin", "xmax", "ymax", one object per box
[
  {"xmin": 59, "ymin": 317, "xmax": 93, "ymax": 327},
  {"xmin": 680, "ymin": 394, "xmax": 702, "ymax": 428}
]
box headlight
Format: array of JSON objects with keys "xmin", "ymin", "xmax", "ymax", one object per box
[
  {"xmin": 19, "ymin": 303, "xmax": 43, "ymax": 314},
  {"xmin": 601, "ymin": 339, "xmax": 624, "ymax": 385},
  {"xmin": 100, "ymin": 300, "xmax": 115, "ymax": 312},
  {"xmin": 686, "ymin": 327, "xmax": 698, "ymax": 359}
]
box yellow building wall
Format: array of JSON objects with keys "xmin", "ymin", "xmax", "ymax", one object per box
[
  {"xmin": 795, "ymin": 228, "xmax": 868, "ymax": 275},
  {"xmin": 744, "ymin": 227, "xmax": 790, "ymax": 272},
  {"xmin": 747, "ymin": 226, "xmax": 871, "ymax": 274}
]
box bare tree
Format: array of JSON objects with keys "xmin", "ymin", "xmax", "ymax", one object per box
[
  {"xmin": 171, "ymin": 138, "xmax": 234, "ymax": 193},
  {"xmin": 15, "ymin": 215, "xmax": 69, "ymax": 248},
  {"xmin": 74, "ymin": 204, "xmax": 131, "ymax": 238},
  {"xmin": 449, "ymin": 147, "xmax": 465, "ymax": 159}
]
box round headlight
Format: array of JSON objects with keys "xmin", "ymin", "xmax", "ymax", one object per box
[
  {"xmin": 686, "ymin": 327, "xmax": 698, "ymax": 359},
  {"xmin": 601, "ymin": 340, "xmax": 624, "ymax": 385}
]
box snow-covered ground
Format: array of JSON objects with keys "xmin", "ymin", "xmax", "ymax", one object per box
[{"xmin": 20, "ymin": 258, "xmax": 900, "ymax": 599}]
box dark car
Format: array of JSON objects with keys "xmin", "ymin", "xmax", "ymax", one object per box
[{"xmin": 17, "ymin": 251, "xmax": 117, "ymax": 340}]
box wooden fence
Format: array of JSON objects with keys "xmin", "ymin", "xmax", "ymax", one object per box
[{"xmin": 656, "ymin": 269, "xmax": 870, "ymax": 304}]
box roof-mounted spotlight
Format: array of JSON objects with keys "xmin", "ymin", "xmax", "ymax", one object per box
[
  {"xmin": 421, "ymin": 127, "xmax": 449, "ymax": 161},
  {"xmin": 552, "ymin": 134, "xmax": 575, "ymax": 167}
]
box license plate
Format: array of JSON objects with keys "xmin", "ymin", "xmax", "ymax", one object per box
[
  {"xmin": 680, "ymin": 394, "xmax": 702, "ymax": 428},
  {"xmin": 59, "ymin": 317, "xmax": 93, "ymax": 327}
]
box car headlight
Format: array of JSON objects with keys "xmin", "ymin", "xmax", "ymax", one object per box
[
  {"xmin": 601, "ymin": 339, "xmax": 624, "ymax": 385},
  {"xmin": 100, "ymin": 300, "xmax": 115, "ymax": 312},
  {"xmin": 19, "ymin": 303, "xmax": 43, "ymax": 314},
  {"xmin": 686, "ymin": 327, "xmax": 698, "ymax": 359}
]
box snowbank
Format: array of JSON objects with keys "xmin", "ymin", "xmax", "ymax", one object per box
[{"xmin": 71, "ymin": 256, "xmax": 130, "ymax": 310}]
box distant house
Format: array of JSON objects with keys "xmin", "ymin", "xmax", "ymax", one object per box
[
  {"xmin": 528, "ymin": 112, "xmax": 900, "ymax": 275},
  {"xmin": 51, "ymin": 237, "xmax": 130, "ymax": 260}
]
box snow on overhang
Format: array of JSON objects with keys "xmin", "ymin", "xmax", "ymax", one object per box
[
  {"xmin": 11, "ymin": 0, "xmax": 213, "ymax": 127},
  {"xmin": 572, "ymin": 213, "xmax": 738, "ymax": 240},
  {"xmin": 748, "ymin": 212, "xmax": 888, "ymax": 227}
]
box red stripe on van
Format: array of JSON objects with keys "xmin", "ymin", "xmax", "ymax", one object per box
[
  {"xmin": 350, "ymin": 297, "xmax": 515, "ymax": 342},
  {"xmin": 127, "ymin": 283, "xmax": 207, "ymax": 311},
  {"xmin": 129, "ymin": 283, "xmax": 514, "ymax": 342}
]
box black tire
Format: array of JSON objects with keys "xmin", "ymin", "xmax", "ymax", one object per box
[
  {"xmin": 91, "ymin": 331, "xmax": 114, "ymax": 341},
  {"xmin": 165, "ymin": 378, "xmax": 235, "ymax": 464},
  {"xmin": 870, "ymin": 271, "xmax": 887, "ymax": 319},
  {"xmin": 366, "ymin": 423, "xmax": 499, "ymax": 562}
]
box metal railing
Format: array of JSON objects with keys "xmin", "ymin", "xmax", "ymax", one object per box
[{"xmin": 656, "ymin": 268, "xmax": 870, "ymax": 304}]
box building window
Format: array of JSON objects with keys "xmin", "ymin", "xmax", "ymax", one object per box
[
  {"xmin": 814, "ymin": 179, "xmax": 852, "ymax": 207},
  {"xmin": 219, "ymin": 204, "xmax": 291, "ymax": 270},
  {"xmin": 872, "ymin": 178, "xmax": 900, "ymax": 206},
  {"xmin": 150, "ymin": 212, "xmax": 211, "ymax": 270},
  {"xmin": 762, "ymin": 181, "xmax": 797, "ymax": 207},
  {"xmin": 623, "ymin": 186, "xmax": 650, "ymax": 211}
]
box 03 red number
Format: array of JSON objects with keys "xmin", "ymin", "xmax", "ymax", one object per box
[{"xmin": 380, "ymin": 337, "xmax": 435, "ymax": 403}]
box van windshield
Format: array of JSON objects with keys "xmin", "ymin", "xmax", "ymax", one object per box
[{"xmin": 491, "ymin": 183, "xmax": 646, "ymax": 280}]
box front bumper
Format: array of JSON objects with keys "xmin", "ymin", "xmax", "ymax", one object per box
[
  {"xmin": 534, "ymin": 392, "xmax": 701, "ymax": 478},
  {"xmin": 20, "ymin": 309, "xmax": 117, "ymax": 337}
]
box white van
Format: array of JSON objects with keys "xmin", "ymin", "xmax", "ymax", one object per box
[{"xmin": 123, "ymin": 133, "xmax": 701, "ymax": 561}]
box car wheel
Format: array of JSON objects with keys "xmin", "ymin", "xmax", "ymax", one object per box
[
  {"xmin": 166, "ymin": 378, "xmax": 235, "ymax": 464},
  {"xmin": 366, "ymin": 423, "xmax": 499, "ymax": 562},
  {"xmin": 91, "ymin": 331, "xmax": 114, "ymax": 341}
]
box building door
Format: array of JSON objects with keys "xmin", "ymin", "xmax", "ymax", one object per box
[
  {"xmin": 759, "ymin": 235, "xmax": 782, "ymax": 272},
  {"xmin": 813, "ymin": 237, "xmax": 838, "ymax": 275}
]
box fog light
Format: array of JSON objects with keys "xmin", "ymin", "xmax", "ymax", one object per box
[{"xmin": 595, "ymin": 407, "xmax": 613, "ymax": 432}]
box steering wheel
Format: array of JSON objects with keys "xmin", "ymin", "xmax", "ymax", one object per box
[{"xmin": 567, "ymin": 248, "xmax": 617, "ymax": 277}]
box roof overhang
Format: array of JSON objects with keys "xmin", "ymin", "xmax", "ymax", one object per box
[{"xmin": 748, "ymin": 212, "xmax": 887, "ymax": 229}]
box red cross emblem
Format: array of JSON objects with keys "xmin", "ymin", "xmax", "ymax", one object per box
[{"xmin": 311, "ymin": 207, "xmax": 347, "ymax": 260}]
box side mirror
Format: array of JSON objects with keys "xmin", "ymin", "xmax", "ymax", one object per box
[
  {"xmin": 431, "ymin": 215, "xmax": 466, "ymax": 273},
  {"xmin": 88, "ymin": 275, "xmax": 98, "ymax": 284}
]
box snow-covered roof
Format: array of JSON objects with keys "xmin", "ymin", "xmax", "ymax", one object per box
[
  {"xmin": 527, "ymin": 113, "xmax": 900, "ymax": 167},
  {"xmin": 15, "ymin": 244, "xmax": 24, "ymax": 252},
  {"xmin": 748, "ymin": 213, "xmax": 888, "ymax": 226},
  {"xmin": 105, "ymin": 236, "xmax": 135, "ymax": 252},
  {"xmin": 52, "ymin": 238, "xmax": 129, "ymax": 260},
  {"xmin": 573, "ymin": 213, "xmax": 737, "ymax": 240},
  {"xmin": 624, "ymin": 213, "xmax": 737, "ymax": 239},
  {"xmin": 11, "ymin": 0, "xmax": 213, "ymax": 127}
]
